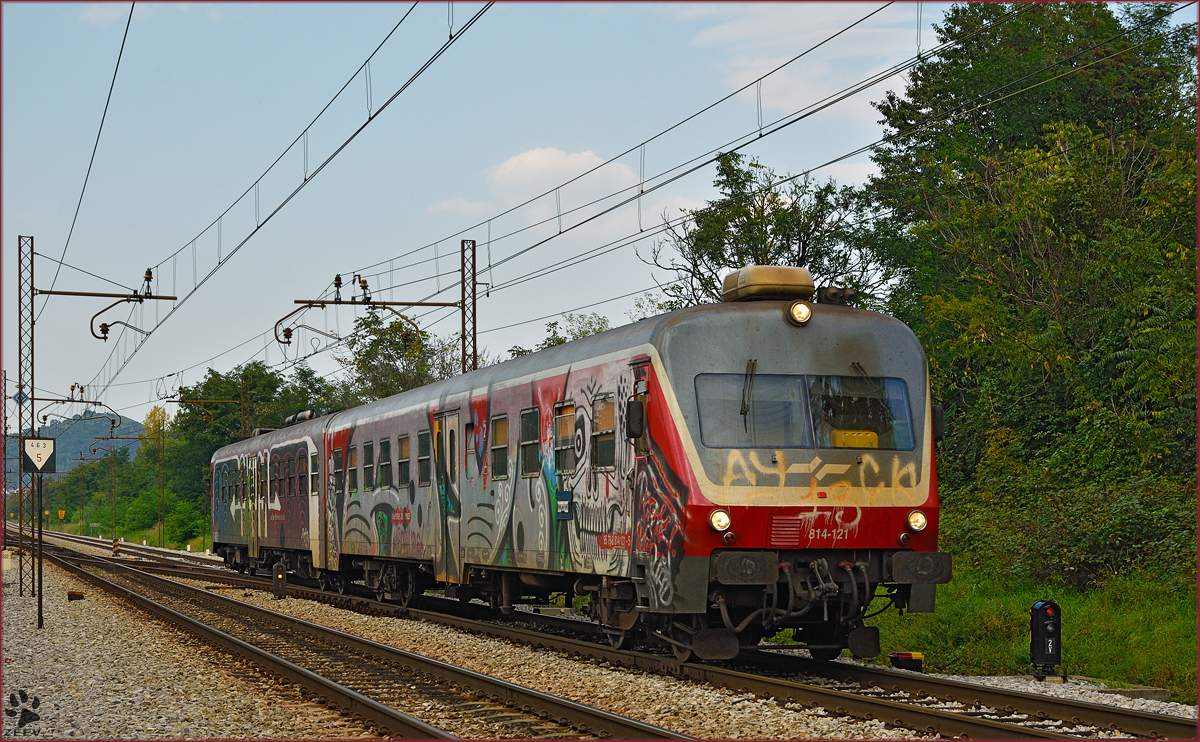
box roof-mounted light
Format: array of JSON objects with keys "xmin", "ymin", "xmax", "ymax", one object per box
[{"xmin": 786, "ymin": 301, "xmax": 812, "ymax": 327}]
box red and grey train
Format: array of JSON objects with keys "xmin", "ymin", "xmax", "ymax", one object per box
[{"xmin": 211, "ymin": 266, "xmax": 951, "ymax": 661}]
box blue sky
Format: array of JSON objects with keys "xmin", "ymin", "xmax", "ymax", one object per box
[{"xmin": 3, "ymin": 2, "xmax": 953, "ymax": 424}]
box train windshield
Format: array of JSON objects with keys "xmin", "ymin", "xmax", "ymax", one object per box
[{"xmin": 695, "ymin": 373, "xmax": 915, "ymax": 451}]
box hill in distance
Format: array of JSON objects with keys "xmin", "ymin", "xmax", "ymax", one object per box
[{"xmin": 5, "ymin": 410, "xmax": 144, "ymax": 480}]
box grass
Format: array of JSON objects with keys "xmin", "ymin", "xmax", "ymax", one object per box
[
  {"xmin": 45, "ymin": 520, "xmax": 215, "ymax": 554},
  {"xmin": 868, "ymin": 564, "xmax": 1197, "ymax": 704}
]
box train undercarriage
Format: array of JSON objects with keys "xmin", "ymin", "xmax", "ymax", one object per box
[{"xmin": 218, "ymin": 544, "xmax": 947, "ymax": 662}]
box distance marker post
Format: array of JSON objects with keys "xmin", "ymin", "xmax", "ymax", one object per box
[{"xmin": 21, "ymin": 437, "xmax": 55, "ymax": 629}]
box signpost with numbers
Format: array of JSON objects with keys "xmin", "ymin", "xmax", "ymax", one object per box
[{"xmin": 21, "ymin": 436, "xmax": 54, "ymax": 629}]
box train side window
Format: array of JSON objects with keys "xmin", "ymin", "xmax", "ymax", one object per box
[
  {"xmin": 417, "ymin": 431, "xmax": 431, "ymax": 486},
  {"xmin": 378, "ymin": 439, "xmax": 393, "ymax": 488},
  {"xmin": 554, "ymin": 402, "xmax": 577, "ymax": 473},
  {"xmin": 519, "ymin": 408, "xmax": 540, "ymax": 477},
  {"xmin": 333, "ymin": 448, "xmax": 344, "ymax": 494},
  {"xmin": 298, "ymin": 453, "xmax": 308, "ymax": 496},
  {"xmin": 348, "ymin": 446, "xmax": 358, "ymax": 492},
  {"xmin": 464, "ymin": 423, "xmax": 475, "ymax": 480},
  {"xmin": 363, "ymin": 441, "xmax": 375, "ymax": 490},
  {"xmin": 271, "ymin": 460, "xmax": 280, "ymax": 498},
  {"xmin": 310, "ymin": 453, "xmax": 319, "ymax": 495},
  {"xmin": 490, "ymin": 416, "xmax": 508, "ymax": 480},
  {"xmin": 286, "ymin": 455, "xmax": 295, "ymax": 497},
  {"xmin": 398, "ymin": 435, "xmax": 411, "ymax": 483},
  {"xmin": 592, "ymin": 396, "xmax": 616, "ymax": 470}
]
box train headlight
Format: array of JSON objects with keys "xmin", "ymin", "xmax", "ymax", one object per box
[
  {"xmin": 786, "ymin": 301, "xmax": 812, "ymax": 327},
  {"xmin": 709, "ymin": 509, "xmax": 732, "ymax": 532},
  {"xmin": 907, "ymin": 510, "xmax": 928, "ymax": 532}
]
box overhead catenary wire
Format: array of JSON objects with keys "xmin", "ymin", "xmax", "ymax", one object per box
[
  {"xmin": 32, "ymin": 252, "xmax": 136, "ymax": 292},
  {"xmin": 346, "ymin": 1, "xmax": 901, "ymax": 280},
  {"xmin": 37, "ymin": 1, "xmax": 136, "ymax": 322},
  {"xmin": 96, "ymin": 4, "xmax": 1187, "ymax": 408},
  {"xmin": 397, "ymin": 13, "xmax": 1194, "ymax": 335},
  {"xmin": 444, "ymin": 1, "xmax": 1193, "ymax": 292},
  {"xmin": 84, "ymin": 3, "xmax": 425, "ymax": 389},
  {"xmin": 95, "ymin": 2, "xmax": 1082, "ymax": 397},
  {"xmin": 357, "ymin": 3, "xmax": 1037, "ymax": 297},
  {"xmin": 88, "ymin": 3, "xmax": 494, "ymax": 397}
]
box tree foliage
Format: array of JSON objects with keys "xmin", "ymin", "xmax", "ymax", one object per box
[
  {"xmin": 645, "ymin": 152, "xmax": 894, "ymax": 307},
  {"xmin": 858, "ymin": 2, "xmax": 1196, "ymax": 586},
  {"xmin": 508, "ymin": 312, "xmax": 612, "ymax": 358},
  {"xmin": 337, "ymin": 312, "xmax": 460, "ymax": 401}
]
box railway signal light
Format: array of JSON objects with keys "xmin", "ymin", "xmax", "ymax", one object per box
[
  {"xmin": 272, "ymin": 563, "xmax": 288, "ymax": 599},
  {"xmin": 1030, "ymin": 600, "xmax": 1063, "ymax": 678}
]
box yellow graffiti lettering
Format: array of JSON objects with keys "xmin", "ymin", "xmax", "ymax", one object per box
[
  {"xmin": 723, "ymin": 450, "xmax": 756, "ymax": 487},
  {"xmin": 748, "ymin": 451, "xmax": 787, "ymax": 491}
]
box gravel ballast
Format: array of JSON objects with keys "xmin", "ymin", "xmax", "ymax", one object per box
[
  {"xmin": 11, "ymin": 537, "xmax": 1197, "ymax": 738},
  {"xmin": 1, "ymin": 552, "xmax": 377, "ymax": 739}
]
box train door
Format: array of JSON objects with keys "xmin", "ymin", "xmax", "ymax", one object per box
[
  {"xmin": 308, "ymin": 448, "xmax": 323, "ymax": 569},
  {"xmin": 250, "ymin": 457, "xmax": 262, "ymax": 559},
  {"xmin": 324, "ymin": 444, "xmax": 343, "ymax": 571},
  {"xmin": 432, "ymin": 412, "xmax": 463, "ymax": 584}
]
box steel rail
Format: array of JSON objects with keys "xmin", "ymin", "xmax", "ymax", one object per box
[
  {"xmin": 82, "ymin": 556, "xmax": 1071, "ymax": 739},
  {"xmin": 43, "ymin": 543, "xmax": 690, "ymax": 740},
  {"xmin": 45, "ymin": 551, "xmax": 456, "ymax": 739},
  {"xmin": 34, "ymin": 531, "xmax": 1195, "ymax": 740},
  {"xmin": 41, "ymin": 530, "xmax": 224, "ymax": 568},
  {"xmin": 741, "ymin": 649, "xmax": 1196, "ymax": 740}
]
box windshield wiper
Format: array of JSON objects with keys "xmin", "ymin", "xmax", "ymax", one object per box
[
  {"xmin": 851, "ymin": 361, "xmax": 892, "ymax": 421},
  {"xmin": 740, "ymin": 359, "xmax": 757, "ymax": 431}
]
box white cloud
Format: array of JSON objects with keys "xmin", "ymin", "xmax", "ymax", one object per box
[
  {"xmin": 427, "ymin": 197, "xmax": 493, "ymax": 217},
  {"xmin": 489, "ymin": 148, "xmax": 607, "ymax": 190},
  {"xmin": 487, "ymin": 147, "xmax": 638, "ymax": 216},
  {"xmin": 78, "ymin": 4, "xmax": 126, "ymax": 27},
  {"xmin": 687, "ymin": 3, "xmax": 919, "ymax": 131}
]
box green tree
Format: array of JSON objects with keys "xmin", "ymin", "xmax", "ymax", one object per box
[
  {"xmin": 860, "ymin": 3, "xmax": 1197, "ymax": 491},
  {"xmin": 508, "ymin": 312, "xmax": 612, "ymax": 358},
  {"xmin": 337, "ymin": 311, "xmax": 460, "ymax": 400},
  {"xmin": 644, "ymin": 152, "xmax": 893, "ymax": 308},
  {"xmin": 867, "ymin": 2, "xmax": 1196, "ymax": 296},
  {"xmin": 911, "ymin": 123, "xmax": 1195, "ymax": 487}
]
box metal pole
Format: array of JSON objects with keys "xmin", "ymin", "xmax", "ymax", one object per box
[
  {"xmin": 2, "ymin": 369, "xmax": 7, "ymax": 548},
  {"xmin": 18, "ymin": 235, "xmax": 35, "ymax": 597},
  {"xmin": 460, "ymin": 239, "xmax": 478, "ymax": 373},
  {"xmin": 158, "ymin": 421, "xmax": 165, "ymax": 548},
  {"xmin": 36, "ymin": 473, "xmax": 43, "ymax": 629},
  {"xmin": 110, "ymin": 444, "xmax": 116, "ymax": 538}
]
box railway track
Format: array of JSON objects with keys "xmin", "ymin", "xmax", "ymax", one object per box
[
  {"xmin": 36, "ymin": 541, "xmax": 688, "ymax": 740},
  {"xmin": 30, "ymin": 532, "xmax": 1196, "ymax": 739},
  {"xmin": 35, "ymin": 529, "xmax": 224, "ymax": 568}
]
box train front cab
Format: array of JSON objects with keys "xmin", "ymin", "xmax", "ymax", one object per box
[{"xmin": 646, "ymin": 266, "xmax": 952, "ymax": 661}]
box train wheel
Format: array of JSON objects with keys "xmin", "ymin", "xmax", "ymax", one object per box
[
  {"xmin": 317, "ymin": 572, "xmax": 330, "ymax": 592},
  {"xmin": 395, "ymin": 567, "xmax": 417, "ymax": 608},
  {"xmin": 672, "ymin": 641, "xmax": 694, "ymax": 662},
  {"xmin": 807, "ymin": 645, "xmax": 844, "ymax": 662},
  {"xmin": 672, "ymin": 620, "xmax": 697, "ymax": 662},
  {"xmin": 607, "ymin": 630, "xmax": 630, "ymax": 650},
  {"xmin": 330, "ymin": 574, "xmax": 348, "ymax": 595}
]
